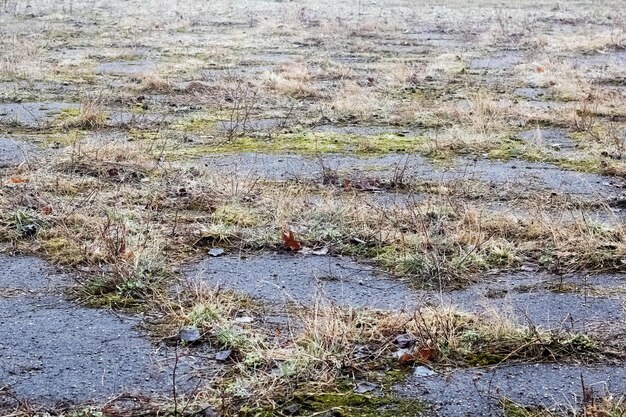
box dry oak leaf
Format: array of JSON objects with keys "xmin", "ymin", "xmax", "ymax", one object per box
[
  {"xmin": 281, "ymin": 228, "xmax": 302, "ymax": 251},
  {"xmin": 398, "ymin": 352, "xmax": 416, "ymax": 366},
  {"xmin": 5, "ymin": 176, "xmax": 29, "ymax": 186},
  {"xmin": 417, "ymin": 346, "xmax": 436, "ymax": 362}
]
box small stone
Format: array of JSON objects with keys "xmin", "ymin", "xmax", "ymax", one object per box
[
  {"xmin": 311, "ymin": 246, "xmax": 329, "ymax": 256},
  {"xmin": 208, "ymin": 248, "xmax": 225, "ymax": 257},
  {"xmin": 413, "ymin": 366, "xmax": 436, "ymax": 378},
  {"xmin": 215, "ymin": 349, "xmax": 232, "ymax": 362},
  {"xmin": 179, "ymin": 326, "xmax": 201, "ymax": 343},
  {"xmin": 283, "ymin": 404, "xmax": 301, "ymax": 415},
  {"xmin": 200, "ymin": 407, "xmax": 220, "ymax": 417},
  {"xmin": 235, "ymin": 316, "xmax": 254, "ymax": 324},
  {"xmin": 394, "ymin": 333, "xmax": 416, "ymax": 349},
  {"xmin": 354, "ymin": 381, "xmax": 380, "ymax": 394}
]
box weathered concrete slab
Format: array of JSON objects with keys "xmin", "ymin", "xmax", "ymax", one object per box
[
  {"xmin": 0, "ymin": 136, "xmax": 28, "ymax": 167},
  {"xmin": 0, "ymin": 255, "xmax": 208, "ymax": 406},
  {"xmin": 185, "ymin": 253, "xmax": 418, "ymax": 310},
  {"xmin": 396, "ymin": 363, "xmax": 626, "ymax": 417},
  {"xmin": 0, "ymin": 102, "xmax": 78, "ymax": 127},
  {"xmin": 433, "ymin": 272, "xmax": 626, "ymax": 333},
  {"xmin": 202, "ymin": 152, "xmax": 624, "ymax": 199}
]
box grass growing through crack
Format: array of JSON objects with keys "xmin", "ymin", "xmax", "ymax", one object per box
[
  {"xmin": 157, "ymin": 279, "xmax": 606, "ymax": 414},
  {"xmin": 2, "ymin": 135, "xmax": 626, "ymax": 293},
  {"xmin": 2, "ymin": 0, "xmax": 626, "ymax": 414},
  {"xmin": 501, "ymin": 395, "xmax": 626, "ymax": 417}
]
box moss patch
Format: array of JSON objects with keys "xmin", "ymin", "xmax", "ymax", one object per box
[
  {"xmin": 246, "ymin": 390, "xmax": 424, "ymax": 417},
  {"xmin": 173, "ymin": 131, "xmax": 426, "ymax": 157}
]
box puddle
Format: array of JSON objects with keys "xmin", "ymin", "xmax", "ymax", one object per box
[
  {"xmin": 0, "ymin": 102, "xmax": 79, "ymax": 127},
  {"xmin": 470, "ymin": 51, "xmax": 524, "ymax": 70},
  {"xmin": 0, "ymin": 255, "xmax": 210, "ymax": 405},
  {"xmin": 396, "ymin": 363, "xmax": 626, "ymax": 416},
  {"xmin": 184, "ymin": 253, "xmax": 417, "ymax": 310}
]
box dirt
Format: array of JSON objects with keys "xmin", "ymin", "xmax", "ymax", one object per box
[
  {"xmin": 0, "ymin": 255, "xmax": 212, "ymax": 407},
  {"xmin": 184, "ymin": 253, "xmax": 418, "ymax": 310}
]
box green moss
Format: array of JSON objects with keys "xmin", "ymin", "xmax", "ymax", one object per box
[
  {"xmin": 302, "ymin": 392, "xmax": 422, "ymax": 417},
  {"xmin": 172, "ymin": 112, "xmax": 219, "ymax": 132},
  {"xmin": 486, "ymin": 136, "xmax": 603, "ymax": 175},
  {"xmin": 254, "ymin": 391, "xmax": 424, "ymax": 417},
  {"xmin": 41, "ymin": 236, "xmax": 85, "ymax": 265},
  {"xmin": 486, "ymin": 139, "xmax": 545, "ymax": 162},
  {"xmin": 57, "ymin": 108, "xmax": 81, "ymax": 120},
  {"xmin": 500, "ymin": 399, "xmax": 545, "ymax": 417},
  {"xmin": 465, "ymin": 351, "xmax": 504, "ymax": 366},
  {"xmin": 550, "ymin": 157, "xmax": 600, "ymax": 173},
  {"xmin": 213, "ymin": 204, "xmax": 261, "ymax": 227},
  {"xmin": 41, "ymin": 130, "xmax": 86, "ymax": 147},
  {"xmin": 173, "ymin": 131, "xmax": 427, "ymax": 157}
]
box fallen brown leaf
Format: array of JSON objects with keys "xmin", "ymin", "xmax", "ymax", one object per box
[
  {"xmin": 417, "ymin": 346, "xmax": 436, "ymax": 362},
  {"xmin": 281, "ymin": 227, "xmax": 302, "ymax": 251},
  {"xmin": 399, "ymin": 352, "xmax": 416, "ymax": 366}
]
